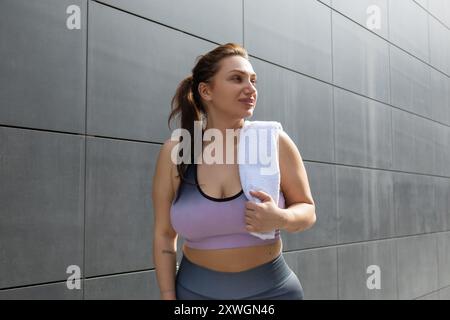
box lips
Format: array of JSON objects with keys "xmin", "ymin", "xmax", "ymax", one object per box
[{"xmin": 239, "ymin": 98, "xmax": 255, "ymax": 105}]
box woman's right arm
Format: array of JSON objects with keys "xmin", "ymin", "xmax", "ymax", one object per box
[{"xmin": 152, "ymin": 139, "xmax": 179, "ymax": 300}]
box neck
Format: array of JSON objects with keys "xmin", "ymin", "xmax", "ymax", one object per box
[
  {"xmin": 204, "ymin": 116, "xmax": 245, "ymax": 135},
  {"xmin": 202, "ymin": 116, "xmax": 245, "ymax": 156}
]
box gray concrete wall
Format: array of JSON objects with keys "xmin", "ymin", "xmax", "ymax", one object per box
[{"xmin": 0, "ymin": 0, "xmax": 449, "ymax": 299}]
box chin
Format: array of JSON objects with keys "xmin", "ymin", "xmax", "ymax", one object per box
[
  {"xmin": 231, "ymin": 104, "xmax": 254, "ymax": 119},
  {"xmin": 244, "ymin": 108, "xmax": 254, "ymax": 117},
  {"xmin": 237, "ymin": 110, "xmax": 253, "ymax": 119}
]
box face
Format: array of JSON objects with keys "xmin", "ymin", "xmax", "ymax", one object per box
[{"xmin": 198, "ymin": 55, "xmax": 258, "ymax": 120}]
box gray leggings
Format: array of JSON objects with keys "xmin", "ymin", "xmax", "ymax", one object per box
[{"xmin": 175, "ymin": 253, "xmax": 304, "ymax": 300}]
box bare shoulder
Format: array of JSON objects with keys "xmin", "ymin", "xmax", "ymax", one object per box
[
  {"xmin": 160, "ymin": 138, "xmax": 180, "ymax": 163},
  {"xmin": 278, "ymin": 130, "xmax": 305, "ymax": 172},
  {"xmin": 278, "ymin": 130, "xmax": 299, "ymax": 162},
  {"xmin": 278, "ymin": 130, "xmax": 315, "ymax": 206},
  {"xmin": 154, "ymin": 138, "xmax": 182, "ymax": 200},
  {"xmin": 152, "ymin": 138, "xmax": 181, "ymax": 238}
]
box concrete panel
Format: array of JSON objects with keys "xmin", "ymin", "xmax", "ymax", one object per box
[
  {"xmin": 389, "ymin": 0, "xmax": 430, "ymax": 62},
  {"xmin": 392, "ymin": 109, "xmax": 435, "ymax": 175},
  {"xmin": 416, "ymin": 291, "xmax": 440, "ymax": 299},
  {"xmin": 337, "ymin": 240, "xmax": 397, "ymax": 299},
  {"xmin": 332, "ymin": 12, "xmax": 390, "ymax": 103},
  {"xmin": 245, "ymin": 0, "xmax": 332, "ymax": 82},
  {"xmin": 96, "ymin": 0, "xmax": 242, "ymax": 45},
  {"xmin": 428, "ymin": 0, "xmax": 450, "ymax": 28},
  {"xmin": 337, "ymin": 166, "xmax": 395, "ymax": 243},
  {"xmin": 0, "ymin": 282, "xmax": 82, "ymax": 300},
  {"xmin": 439, "ymin": 285, "xmax": 450, "ymax": 299},
  {"xmin": 87, "ymin": 1, "xmax": 214, "ymax": 142},
  {"xmin": 331, "ymin": 0, "xmax": 389, "ymax": 38},
  {"xmin": 429, "ymin": 16, "xmax": 450, "ymax": 75},
  {"xmin": 85, "ymin": 270, "xmax": 159, "ymax": 300},
  {"xmin": 396, "ymin": 234, "xmax": 438, "ymax": 300},
  {"xmin": 319, "ymin": 0, "xmax": 331, "ymax": 6},
  {"xmin": 0, "ymin": 0, "xmax": 86, "ymax": 133},
  {"xmin": 85, "ymin": 138, "xmax": 157, "ymax": 277},
  {"xmin": 437, "ymin": 232, "xmax": 450, "ymax": 287},
  {"xmin": 249, "ymin": 57, "xmax": 334, "ymax": 163},
  {"xmin": 334, "ymin": 87, "xmax": 393, "ymax": 169},
  {"xmin": 394, "ymin": 172, "xmax": 438, "ymax": 236},
  {"xmin": 434, "ymin": 123, "xmax": 450, "ymax": 177},
  {"xmin": 435, "ymin": 178, "xmax": 450, "ymax": 233},
  {"xmin": 390, "ymin": 45, "xmax": 432, "ymax": 118},
  {"xmin": 282, "ymin": 162, "xmax": 337, "ymax": 250},
  {"xmin": 0, "ymin": 127, "xmax": 84, "ymax": 289},
  {"xmin": 284, "ymin": 247, "xmax": 338, "ymax": 300},
  {"xmin": 430, "ymin": 68, "xmax": 450, "ymax": 126},
  {"xmin": 414, "ymin": 0, "xmax": 428, "ymax": 10}
]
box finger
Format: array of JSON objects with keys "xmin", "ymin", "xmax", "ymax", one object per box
[
  {"xmin": 245, "ymin": 201, "xmax": 256, "ymax": 210},
  {"xmin": 249, "ymin": 190, "xmax": 272, "ymax": 202}
]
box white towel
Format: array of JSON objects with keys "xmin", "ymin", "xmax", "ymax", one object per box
[{"xmin": 238, "ymin": 120, "xmax": 283, "ymax": 240}]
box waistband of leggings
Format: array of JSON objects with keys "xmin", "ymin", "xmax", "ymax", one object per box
[{"xmin": 176, "ymin": 253, "xmax": 293, "ymax": 299}]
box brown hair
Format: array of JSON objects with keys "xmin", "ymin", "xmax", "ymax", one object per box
[{"xmin": 168, "ymin": 42, "xmax": 249, "ymax": 183}]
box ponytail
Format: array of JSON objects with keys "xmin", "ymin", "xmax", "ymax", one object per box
[{"xmin": 168, "ymin": 43, "xmax": 249, "ymax": 182}]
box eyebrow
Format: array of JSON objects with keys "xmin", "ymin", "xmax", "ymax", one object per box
[{"xmin": 228, "ymin": 69, "xmax": 257, "ymax": 77}]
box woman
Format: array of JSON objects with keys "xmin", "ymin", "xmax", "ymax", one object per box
[{"xmin": 152, "ymin": 43, "xmax": 316, "ymax": 300}]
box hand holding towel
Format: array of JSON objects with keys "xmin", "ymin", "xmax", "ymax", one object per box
[{"xmin": 238, "ymin": 120, "xmax": 283, "ymax": 240}]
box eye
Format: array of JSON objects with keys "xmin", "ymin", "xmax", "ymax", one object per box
[{"xmin": 232, "ymin": 75, "xmax": 257, "ymax": 85}]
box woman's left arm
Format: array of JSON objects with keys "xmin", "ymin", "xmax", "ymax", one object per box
[{"xmin": 278, "ymin": 130, "xmax": 316, "ymax": 233}]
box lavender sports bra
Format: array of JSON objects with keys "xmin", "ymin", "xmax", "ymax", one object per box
[{"xmin": 170, "ymin": 163, "xmax": 286, "ymax": 250}]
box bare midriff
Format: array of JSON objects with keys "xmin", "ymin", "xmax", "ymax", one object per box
[{"xmin": 182, "ymin": 239, "xmax": 282, "ymax": 272}]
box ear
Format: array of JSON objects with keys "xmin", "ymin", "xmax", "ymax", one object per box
[{"xmin": 198, "ymin": 82, "xmax": 213, "ymax": 101}]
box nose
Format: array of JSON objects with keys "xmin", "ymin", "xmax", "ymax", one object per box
[{"xmin": 244, "ymin": 80, "xmax": 257, "ymax": 95}]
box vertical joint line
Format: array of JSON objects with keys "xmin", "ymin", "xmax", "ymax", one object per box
[
  {"xmin": 330, "ymin": 8, "xmax": 334, "ymax": 84},
  {"xmin": 427, "ymin": 9, "xmax": 431, "ymax": 66},
  {"xmin": 242, "ymin": 0, "xmax": 245, "ymax": 46},
  {"xmin": 395, "ymin": 239, "xmax": 399, "ymax": 299},
  {"xmin": 330, "ymin": 5, "xmax": 339, "ymax": 300},
  {"xmin": 435, "ymin": 234, "xmax": 440, "ymax": 294},
  {"xmin": 336, "ymin": 246, "xmax": 339, "ymax": 299},
  {"xmin": 83, "ymin": 0, "xmax": 89, "ymax": 301},
  {"xmin": 388, "ymin": 45, "xmax": 394, "ymax": 171}
]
